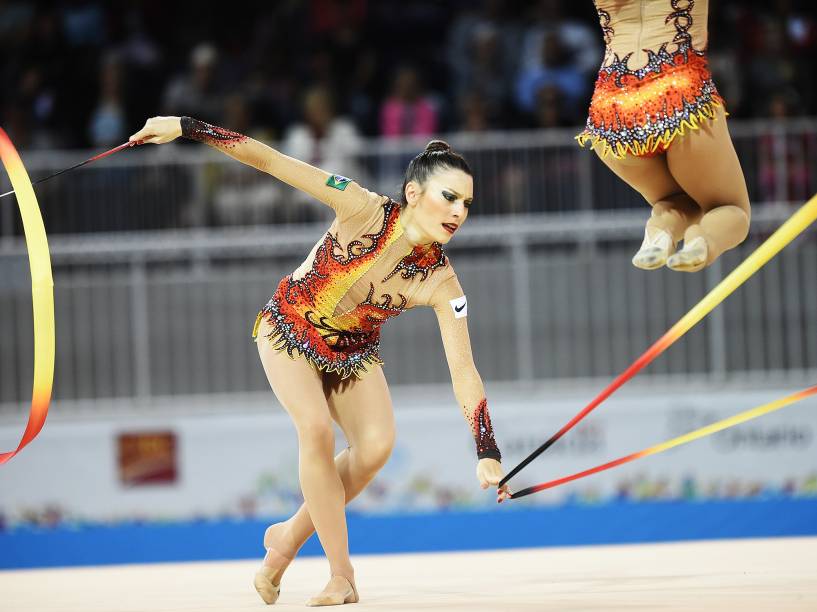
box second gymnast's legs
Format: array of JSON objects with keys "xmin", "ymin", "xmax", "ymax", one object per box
[
  {"xmin": 595, "ymin": 150, "xmax": 703, "ymax": 270},
  {"xmin": 665, "ymin": 106, "xmax": 751, "ymax": 271}
]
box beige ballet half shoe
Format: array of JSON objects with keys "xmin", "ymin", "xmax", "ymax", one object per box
[
  {"xmin": 254, "ymin": 566, "xmax": 282, "ymax": 605},
  {"xmin": 667, "ymin": 236, "xmax": 708, "ymax": 272},
  {"xmin": 306, "ymin": 575, "xmax": 359, "ymax": 607},
  {"xmin": 632, "ymin": 228, "xmax": 675, "ymax": 270}
]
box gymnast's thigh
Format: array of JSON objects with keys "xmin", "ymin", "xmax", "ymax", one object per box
[
  {"xmin": 323, "ymin": 366, "xmax": 395, "ymax": 451},
  {"xmin": 256, "ymin": 321, "xmax": 330, "ymax": 425},
  {"xmin": 594, "ymin": 147, "xmax": 685, "ymax": 204},
  {"xmin": 666, "ymin": 106, "xmax": 751, "ymax": 214}
]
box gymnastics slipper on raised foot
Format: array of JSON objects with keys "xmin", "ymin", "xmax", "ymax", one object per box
[
  {"xmin": 306, "ymin": 575, "xmax": 359, "ymax": 607},
  {"xmin": 667, "ymin": 236, "xmax": 708, "ymax": 272},
  {"xmin": 632, "ymin": 228, "xmax": 674, "ymax": 270},
  {"xmin": 254, "ymin": 566, "xmax": 282, "ymax": 605}
]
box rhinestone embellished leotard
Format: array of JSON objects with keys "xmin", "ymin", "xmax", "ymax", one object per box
[
  {"xmin": 577, "ymin": 0, "xmax": 723, "ymax": 158},
  {"xmin": 254, "ymin": 198, "xmax": 448, "ymax": 379},
  {"xmin": 180, "ymin": 117, "xmax": 500, "ymax": 460}
]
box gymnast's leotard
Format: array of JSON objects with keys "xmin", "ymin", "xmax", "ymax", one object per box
[{"xmin": 577, "ymin": 0, "xmax": 724, "ymax": 158}]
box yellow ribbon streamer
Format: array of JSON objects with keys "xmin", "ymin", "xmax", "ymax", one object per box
[
  {"xmin": 510, "ymin": 385, "xmax": 817, "ymax": 498},
  {"xmin": 0, "ymin": 128, "xmax": 55, "ymax": 464}
]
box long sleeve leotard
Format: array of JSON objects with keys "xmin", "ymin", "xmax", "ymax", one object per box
[{"xmin": 180, "ymin": 117, "xmax": 501, "ymax": 461}]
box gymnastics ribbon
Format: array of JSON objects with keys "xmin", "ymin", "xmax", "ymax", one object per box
[
  {"xmin": 501, "ymin": 193, "xmax": 817, "ymax": 489},
  {"xmin": 510, "ymin": 384, "xmax": 817, "ymax": 498},
  {"xmin": 0, "ymin": 128, "xmax": 55, "ymax": 464}
]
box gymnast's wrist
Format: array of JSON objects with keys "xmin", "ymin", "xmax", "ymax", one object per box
[
  {"xmin": 180, "ymin": 116, "xmax": 196, "ymax": 140},
  {"xmin": 477, "ymin": 449, "xmax": 501, "ymax": 462}
]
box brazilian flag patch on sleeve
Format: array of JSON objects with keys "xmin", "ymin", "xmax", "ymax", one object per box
[{"xmin": 326, "ymin": 174, "xmax": 352, "ymax": 191}]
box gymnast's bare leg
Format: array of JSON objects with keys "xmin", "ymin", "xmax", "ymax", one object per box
[
  {"xmin": 665, "ymin": 106, "xmax": 751, "ymax": 271},
  {"xmin": 595, "ymin": 148, "xmax": 702, "ymax": 270},
  {"xmin": 254, "ymin": 319, "xmax": 395, "ymax": 605},
  {"xmin": 597, "ymin": 106, "xmax": 750, "ymax": 271}
]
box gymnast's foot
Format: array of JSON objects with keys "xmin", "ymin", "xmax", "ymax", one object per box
[
  {"xmin": 667, "ymin": 236, "xmax": 709, "ymax": 272},
  {"xmin": 632, "ymin": 227, "xmax": 674, "ymax": 270},
  {"xmin": 253, "ymin": 521, "xmax": 298, "ymax": 604},
  {"xmin": 306, "ymin": 575, "xmax": 359, "ymax": 607}
]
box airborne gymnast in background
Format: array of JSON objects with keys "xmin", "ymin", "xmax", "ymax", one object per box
[
  {"xmin": 129, "ymin": 116, "xmax": 510, "ymax": 607},
  {"xmin": 578, "ymin": 0, "xmax": 751, "ymax": 272}
]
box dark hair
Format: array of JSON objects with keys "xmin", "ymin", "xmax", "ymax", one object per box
[{"xmin": 400, "ymin": 140, "xmax": 472, "ymax": 206}]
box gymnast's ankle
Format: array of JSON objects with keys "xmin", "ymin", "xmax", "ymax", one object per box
[{"xmin": 263, "ymin": 521, "xmax": 298, "ymax": 568}]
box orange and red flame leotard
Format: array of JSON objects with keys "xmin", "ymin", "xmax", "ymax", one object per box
[
  {"xmin": 180, "ymin": 117, "xmax": 500, "ymax": 460},
  {"xmin": 577, "ymin": 0, "xmax": 723, "ymax": 158}
]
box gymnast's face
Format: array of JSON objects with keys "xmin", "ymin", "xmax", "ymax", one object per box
[{"xmin": 405, "ymin": 168, "xmax": 473, "ymax": 244}]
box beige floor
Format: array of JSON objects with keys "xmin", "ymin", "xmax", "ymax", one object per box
[{"xmin": 1, "ymin": 537, "xmax": 815, "ymax": 612}]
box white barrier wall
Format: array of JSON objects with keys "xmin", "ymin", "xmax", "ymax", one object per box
[{"xmin": 1, "ymin": 384, "xmax": 815, "ymax": 524}]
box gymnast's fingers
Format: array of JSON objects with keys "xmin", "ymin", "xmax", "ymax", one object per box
[
  {"xmin": 477, "ymin": 458, "xmax": 506, "ymax": 490},
  {"xmin": 129, "ymin": 119, "xmax": 156, "ymax": 144},
  {"xmin": 476, "ymin": 461, "xmax": 492, "ymax": 489},
  {"xmin": 497, "ymin": 484, "xmax": 512, "ymax": 503},
  {"xmin": 130, "ymin": 117, "xmax": 181, "ymax": 145}
]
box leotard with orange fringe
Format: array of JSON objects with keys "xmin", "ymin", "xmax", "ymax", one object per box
[{"xmin": 577, "ymin": 0, "xmax": 724, "ymax": 159}]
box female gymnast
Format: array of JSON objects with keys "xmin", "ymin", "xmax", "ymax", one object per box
[
  {"xmin": 577, "ymin": 0, "xmax": 751, "ymax": 272},
  {"xmin": 129, "ymin": 116, "xmax": 510, "ymax": 606}
]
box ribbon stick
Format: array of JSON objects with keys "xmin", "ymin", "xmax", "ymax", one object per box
[
  {"xmin": 0, "ymin": 128, "xmax": 55, "ymax": 464},
  {"xmin": 510, "ymin": 384, "xmax": 817, "ymax": 498},
  {"xmin": 500, "ymin": 194, "xmax": 817, "ymax": 488},
  {"xmin": 0, "ymin": 140, "xmax": 139, "ymax": 200}
]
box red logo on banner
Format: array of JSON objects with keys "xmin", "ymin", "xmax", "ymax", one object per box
[{"xmin": 117, "ymin": 432, "xmax": 178, "ymax": 486}]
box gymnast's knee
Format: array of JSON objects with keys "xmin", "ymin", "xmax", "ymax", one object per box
[
  {"xmin": 651, "ymin": 192, "xmax": 700, "ymax": 217},
  {"xmin": 351, "ymin": 430, "xmax": 395, "ymax": 477},
  {"xmin": 297, "ymin": 418, "xmax": 335, "ymax": 454},
  {"xmin": 713, "ymin": 203, "xmax": 751, "ymax": 246}
]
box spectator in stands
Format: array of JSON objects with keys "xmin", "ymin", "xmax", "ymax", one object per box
[
  {"xmin": 2, "ymin": 1, "xmax": 817, "ymax": 154},
  {"xmin": 519, "ymin": 0, "xmax": 601, "ymax": 77},
  {"xmin": 379, "ymin": 65, "xmax": 439, "ymax": 138},
  {"xmin": 757, "ymin": 90, "xmax": 817, "ymax": 202},
  {"xmin": 447, "ymin": 0, "xmax": 519, "ymax": 127},
  {"xmin": 162, "ymin": 42, "xmax": 223, "ymax": 122},
  {"xmin": 447, "ymin": 0, "xmax": 520, "ymax": 81},
  {"xmin": 532, "ymin": 85, "xmax": 565, "ymax": 128},
  {"xmin": 515, "ymin": 32, "xmax": 587, "ymax": 122},
  {"xmin": 346, "ymin": 47, "xmax": 382, "ymax": 136},
  {"xmin": 209, "ymin": 94, "xmax": 282, "ymax": 226},
  {"xmin": 88, "ymin": 54, "xmax": 127, "ymax": 146},
  {"xmin": 281, "ymin": 85, "xmax": 365, "ymax": 221},
  {"xmin": 457, "ymin": 91, "xmax": 492, "ymax": 133},
  {"xmin": 746, "ymin": 19, "xmax": 801, "ymax": 116},
  {"xmin": 13, "ymin": 65, "xmax": 63, "ymax": 149}
]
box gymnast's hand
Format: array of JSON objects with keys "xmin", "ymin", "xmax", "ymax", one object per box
[
  {"xmin": 477, "ymin": 458, "xmax": 512, "ymax": 502},
  {"xmin": 130, "ymin": 116, "xmax": 182, "ymax": 145}
]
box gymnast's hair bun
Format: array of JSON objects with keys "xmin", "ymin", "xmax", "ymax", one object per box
[{"xmin": 424, "ymin": 140, "xmax": 452, "ymax": 154}]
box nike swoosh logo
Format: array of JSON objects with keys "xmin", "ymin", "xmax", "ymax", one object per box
[{"xmin": 454, "ymin": 303, "xmax": 465, "ymax": 313}]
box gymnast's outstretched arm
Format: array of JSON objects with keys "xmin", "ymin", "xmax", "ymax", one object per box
[
  {"xmin": 129, "ymin": 115, "xmax": 378, "ymax": 219},
  {"xmin": 430, "ymin": 274, "xmax": 510, "ymax": 500}
]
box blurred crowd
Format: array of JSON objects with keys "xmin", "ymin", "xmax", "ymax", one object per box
[
  {"xmin": 3, "ymin": 471, "xmax": 816, "ymax": 529},
  {"xmin": 2, "ymin": 0, "xmax": 815, "ymax": 153}
]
